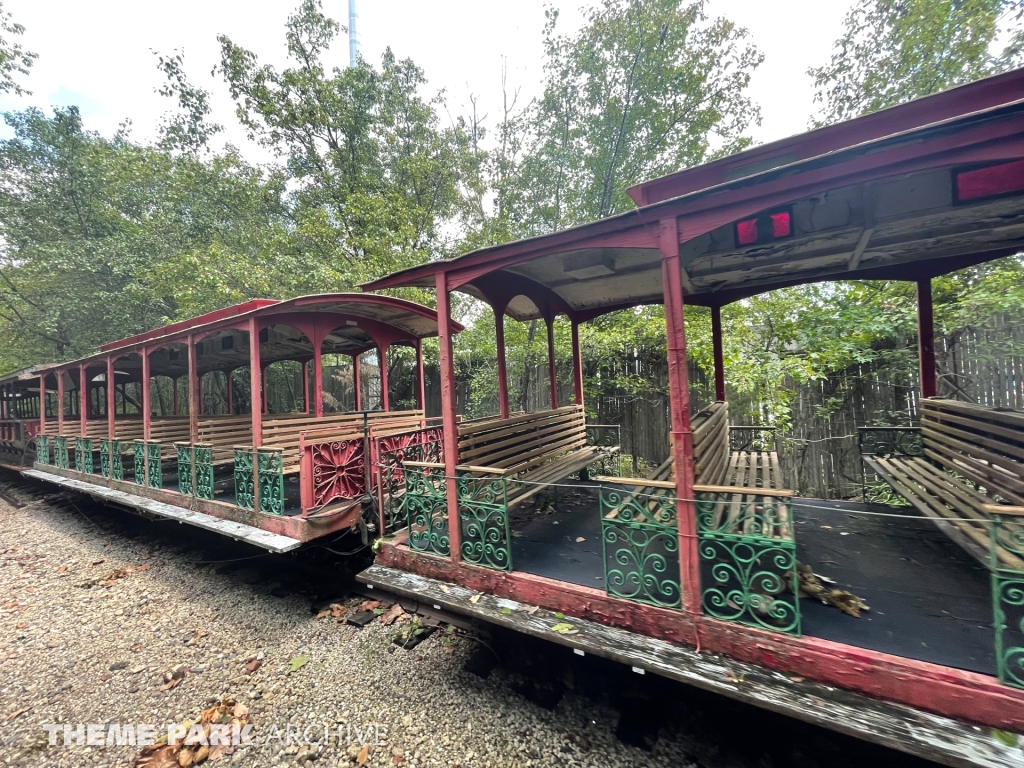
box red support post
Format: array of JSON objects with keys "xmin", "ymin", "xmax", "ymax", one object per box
[
  {"xmin": 436, "ymin": 272, "xmax": 461, "ymax": 562},
  {"xmin": 415, "ymin": 339, "xmax": 426, "ymax": 412},
  {"xmin": 106, "ymin": 357, "xmax": 115, "ymax": 439},
  {"xmin": 140, "ymin": 354, "xmax": 151, "ymax": 441},
  {"xmin": 314, "ymin": 346, "xmax": 324, "ymax": 418},
  {"xmin": 495, "ymin": 309, "xmax": 510, "ymax": 418},
  {"xmin": 38, "ymin": 374, "xmax": 45, "ymax": 438},
  {"xmin": 249, "ymin": 319, "xmax": 262, "ymax": 448},
  {"xmin": 571, "ymin": 319, "xmax": 584, "ymax": 406},
  {"xmin": 917, "ymin": 278, "xmax": 937, "ymax": 399},
  {"xmin": 79, "ymin": 364, "xmax": 88, "ymax": 438},
  {"xmin": 546, "ymin": 317, "xmax": 558, "ymax": 410},
  {"xmin": 660, "ymin": 216, "xmax": 701, "ymax": 616},
  {"xmin": 711, "ymin": 304, "xmax": 727, "ymax": 402},
  {"xmin": 302, "ymin": 361, "xmax": 310, "ymax": 414},
  {"xmin": 57, "ymin": 370, "xmax": 64, "ymax": 435},
  {"xmin": 353, "ymin": 354, "xmax": 362, "ymax": 411},
  {"xmin": 188, "ymin": 336, "xmax": 199, "ymax": 444},
  {"xmin": 379, "ymin": 345, "xmax": 390, "ymax": 412}
]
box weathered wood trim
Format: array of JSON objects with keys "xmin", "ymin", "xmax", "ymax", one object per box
[
  {"xmin": 373, "ymin": 540, "xmax": 1024, "ymax": 733},
  {"xmin": 359, "ymin": 564, "xmax": 1023, "ymax": 768}
]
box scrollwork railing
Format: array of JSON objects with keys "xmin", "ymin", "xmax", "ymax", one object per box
[
  {"xmin": 991, "ymin": 513, "xmax": 1024, "ymax": 689},
  {"xmin": 133, "ymin": 440, "xmax": 146, "ymax": 484},
  {"xmin": 36, "ymin": 434, "xmax": 49, "ymax": 466},
  {"xmin": 373, "ymin": 426, "xmax": 445, "ymax": 533},
  {"xmin": 598, "ymin": 479, "xmax": 681, "ymax": 609},
  {"xmin": 75, "ymin": 437, "xmax": 93, "ymax": 474},
  {"xmin": 176, "ymin": 442, "xmax": 193, "ymax": 496},
  {"xmin": 234, "ymin": 448, "xmax": 255, "ymax": 511},
  {"xmin": 54, "ymin": 436, "xmax": 69, "ymax": 470},
  {"xmin": 458, "ymin": 470, "xmax": 511, "ymax": 571},
  {"xmin": 695, "ymin": 488, "xmax": 799, "ymax": 635},
  {"xmin": 405, "ymin": 464, "xmax": 450, "ymax": 557},
  {"xmin": 194, "ymin": 443, "xmax": 214, "ymax": 500},
  {"xmin": 146, "ymin": 441, "xmax": 162, "ymax": 489},
  {"xmin": 257, "ymin": 448, "xmax": 285, "ymax": 516}
]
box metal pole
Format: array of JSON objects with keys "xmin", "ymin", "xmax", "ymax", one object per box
[
  {"xmin": 571, "ymin": 319, "xmax": 584, "ymax": 406},
  {"xmin": 436, "ymin": 271, "xmax": 461, "ymax": 561},
  {"xmin": 546, "ymin": 317, "xmax": 558, "ymax": 410},
  {"xmin": 495, "ymin": 309, "xmax": 509, "ymax": 418},
  {"xmin": 711, "ymin": 305, "xmax": 727, "ymax": 402}
]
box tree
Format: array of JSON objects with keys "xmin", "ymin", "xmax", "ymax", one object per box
[
  {"xmin": 809, "ymin": 0, "xmax": 1024, "ymax": 126},
  {"xmin": 0, "ymin": 2, "xmax": 35, "ymax": 96},
  {"xmin": 509, "ymin": 0, "xmax": 763, "ymax": 233},
  {"xmin": 216, "ymin": 0, "xmax": 477, "ymax": 290}
]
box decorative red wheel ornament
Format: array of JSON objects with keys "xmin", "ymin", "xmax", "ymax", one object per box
[{"xmin": 311, "ymin": 439, "xmax": 366, "ymax": 507}]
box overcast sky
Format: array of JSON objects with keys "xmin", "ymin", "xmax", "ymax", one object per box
[{"xmin": 0, "ymin": 0, "xmax": 852, "ymax": 160}]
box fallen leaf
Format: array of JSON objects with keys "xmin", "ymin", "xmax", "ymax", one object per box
[
  {"xmin": 177, "ymin": 746, "xmax": 194, "ymax": 767},
  {"xmin": 554, "ymin": 612, "xmax": 565, "ymax": 619},
  {"xmin": 575, "ymin": 537, "xmax": 585, "ymax": 543},
  {"xmin": 193, "ymin": 744, "xmax": 209, "ymax": 763},
  {"xmin": 133, "ymin": 744, "xmax": 180, "ymax": 768},
  {"xmin": 551, "ymin": 623, "xmax": 574, "ymax": 634},
  {"xmin": 500, "ymin": 607, "xmax": 512, "ymax": 615},
  {"xmin": 357, "ymin": 744, "xmax": 370, "ymax": 765},
  {"xmin": 232, "ymin": 702, "xmax": 248, "ymax": 719},
  {"xmin": 439, "ymin": 584, "xmax": 450, "ymax": 594},
  {"xmin": 55, "ymin": 565, "xmax": 67, "ymax": 574},
  {"xmin": 392, "ymin": 747, "xmax": 405, "ymax": 765},
  {"xmin": 25, "ymin": 587, "xmax": 34, "ymax": 593},
  {"xmin": 1, "ymin": 601, "xmax": 18, "ymax": 610},
  {"xmin": 789, "ymin": 676, "xmax": 805, "ymax": 683},
  {"xmin": 130, "ymin": 642, "xmax": 143, "ymax": 652},
  {"xmin": 159, "ymin": 678, "xmax": 182, "ymax": 691},
  {"xmin": 468, "ymin": 594, "xmax": 481, "ymax": 604},
  {"xmin": 6, "ymin": 707, "xmax": 29, "ymax": 721},
  {"xmin": 524, "ymin": 606, "xmax": 539, "ymax": 614},
  {"xmin": 15, "ymin": 622, "xmax": 26, "ymax": 629},
  {"xmin": 288, "ymin": 655, "xmax": 309, "ymax": 673},
  {"xmin": 358, "ymin": 600, "xmax": 381, "ymax": 612},
  {"xmin": 317, "ymin": 603, "xmax": 347, "ymax": 619},
  {"xmin": 378, "ymin": 604, "xmax": 405, "ymax": 626}
]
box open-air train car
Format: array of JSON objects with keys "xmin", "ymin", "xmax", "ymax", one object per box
[
  {"xmin": 20, "ymin": 294, "xmax": 461, "ymax": 552},
  {"xmin": 0, "ymin": 364, "xmax": 61, "ymax": 470},
  {"xmin": 354, "ymin": 69, "xmax": 1024, "ymax": 766}
]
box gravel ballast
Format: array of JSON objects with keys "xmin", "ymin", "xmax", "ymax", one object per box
[{"xmin": 0, "ymin": 484, "xmax": 703, "ymax": 768}]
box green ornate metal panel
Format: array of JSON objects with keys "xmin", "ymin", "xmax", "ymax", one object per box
[
  {"xmin": 234, "ymin": 448, "xmax": 255, "ymax": 511},
  {"xmin": 991, "ymin": 515, "xmax": 1024, "ymax": 689},
  {"xmin": 133, "ymin": 441, "xmax": 146, "ymax": 484},
  {"xmin": 696, "ymin": 491, "xmax": 800, "ymax": 635},
  {"xmin": 36, "ymin": 434, "xmax": 49, "ymax": 465},
  {"xmin": 100, "ymin": 439, "xmax": 111, "ymax": 478},
  {"xmin": 110, "ymin": 440, "xmax": 123, "ymax": 480},
  {"xmin": 257, "ymin": 448, "xmax": 285, "ymax": 515},
  {"xmin": 194, "ymin": 443, "xmax": 214, "ymax": 500},
  {"xmin": 53, "ymin": 436, "xmax": 68, "ymax": 469},
  {"xmin": 457, "ymin": 471, "xmax": 511, "ymax": 571},
  {"xmin": 599, "ymin": 482, "xmax": 681, "ymax": 608},
  {"xmin": 176, "ymin": 443, "xmax": 193, "ymax": 496},
  {"xmin": 405, "ymin": 466, "xmax": 450, "ymax": 556},
  {"xmin": 146, "ymin": 441, "xmax": 162, "ymax": 489},
  {"xmin": 75, "ymin": 437, "xmax": 93, "ymax": 474}
]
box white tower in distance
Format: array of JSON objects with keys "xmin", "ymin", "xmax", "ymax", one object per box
[{"xmin": 348, "ymin": 0, "xmax": 359, "ymax": 66}]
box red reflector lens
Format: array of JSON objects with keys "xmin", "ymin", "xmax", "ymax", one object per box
[
  {"xmin": 736, "ymin": 218, "xmax": 758, "ymax": 245},
  {"xmin": 956, "ymin": 159, "xmax": 1024, "ymax": 202},
  {"xmin": 770, "ymin": 212, "xmax": 791, "ymax": 238}
]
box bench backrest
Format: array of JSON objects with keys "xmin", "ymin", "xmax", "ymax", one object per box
[
  {"xmin": 692, "ymin": 401, "xmax": 729, "ymax": 485},
  {"xmin": 263, "ymin": 409, "xmax": 424, "ymax": 450},
  {"xmin": 456, "ymin": 405, "xmax": 586, "ymax": 474},
  {"xmin": 921, "ymin": 398, "xmax": 1024, "ymax": 506}
]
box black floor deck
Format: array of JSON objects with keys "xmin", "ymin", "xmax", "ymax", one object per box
[{"xmin": 508, "ymin": 487, "xmax": 995, "ymax": 676}]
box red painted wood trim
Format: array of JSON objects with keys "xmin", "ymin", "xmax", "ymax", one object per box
[
  {"xmin": 106, "ymin": 357, "xmax": 115, "ymax": 439},
  {"xmin": 57, "ymin": 370, "xmax": 64, "ymax": 434},
  {"xmin": 917, "ymin": 278, "xmax": 937, "ymax": 399},
  {"xmin": 571, "ymin": 320, "xmax": 584, "ymax": 406},
  {"xmin": 187, "ymin": 336, "xmax": 199, "ymax": 443},
  {"xmin": 374, "ymin": 542, "xmax": 1024, "ymax": 732},
  {"xmin": 435, "ymin": 272, "xmax": 462, "ymax": 561},
  {"xmin": 379, "ymin": 345, "xmax": 390, "ymax": 412},
  {"xmin": 659, "ymin": 218, "xmax": 701, "ymax": 615},
  {"xmin": 415, "ymin": 340, "xmax": 426, "ymax": 412},
  {"xmin": 495, "ymin": 310, "xmax": 509, "ymax": 419},
  {"xmin": 711, "ymin": 305, "xmax": 726, "ymax": 402},
  {"xmin": 353, "ymin": 355, "xmax": 362, "ymax": 411},
  {"xmin": 248, "ymin": 319, "xmax": 262, "ymax": 448},
  {"xmin": 546, "ymin": 318, "xmax": 558, "ymax": 410}
]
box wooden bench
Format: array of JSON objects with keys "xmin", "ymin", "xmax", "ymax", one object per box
[
  {"xmin": 455, "ymin": 405, "xmax": 618, "ymax": 509},
  {"xmin": 599, "ymin": 402, "xmax": 792, "ymax": 539},
  {"xmin": 862, "ymin": 398, "xmax": 1024, "ymax": 570}
]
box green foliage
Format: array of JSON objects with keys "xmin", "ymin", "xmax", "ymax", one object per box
[
  {"xmin": 0, "ymin": 1, "xmax": 35, "ymax": 97},
  {"xmin": 809, "ymin": 0, "xmax": 1024, "ymax": 125}
]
